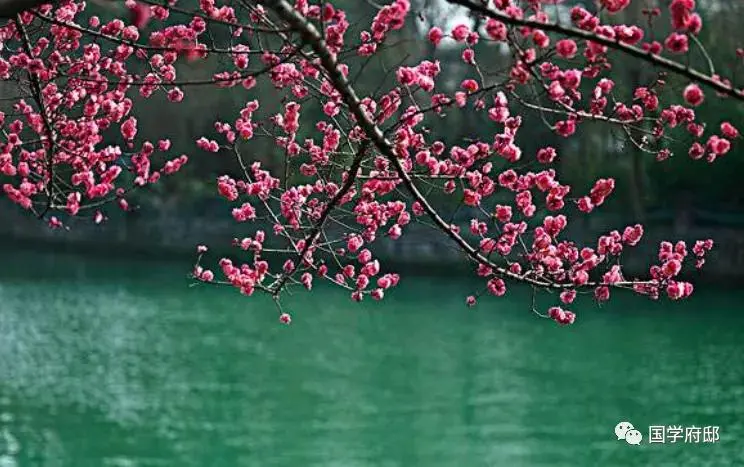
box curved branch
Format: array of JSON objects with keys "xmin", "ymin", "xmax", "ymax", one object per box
[
  {"xmin": 0, "ymin": 0, "xmax": 48, "ymax": 18},
  {"xmin": 17, "ymin": 13, "xmax": 57, "ymax": 218},
  {"xmin": 266, "ymin": 0, "xmax": 642, "ymax": 291},
  {"xmin": 269, "ymin": 141, "xmax": 370, "ymax": 295},
  {"xmin": 447, "ymin": 0, "xmax": 744, "ymax": 102}
]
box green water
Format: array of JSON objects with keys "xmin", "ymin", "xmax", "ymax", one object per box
[{"xmin": 0, "ymin": 251, "xmax": 742, "ymax": 466}]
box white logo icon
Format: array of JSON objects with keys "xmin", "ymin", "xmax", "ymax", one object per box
[
  {"xmin": 625, "ymin": 429, "xmax": 643, "ymax": 445},
  {"xmin": 615, "ymin": 421, "xmax": 643, "ymax": 445}
]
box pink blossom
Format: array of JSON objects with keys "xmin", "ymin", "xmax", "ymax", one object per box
[
  {"xmin": 197, "ymin": 137, "xmax": 220, "ymax": 153},
  {"xmin": 356, "ymin": 274, "xmax": 370, "ymax": 290},
  {"xmin": 689, "ymin": 142, "xmax": 705, "ymax": 160},
  {"xmin": 487, "ymin": 278, "xmax": 506, "ymax": 296},
  {"xmin": 555, "ymin": 119, "xmax": 576, "ymax": 137},
  {"xmin": 537, "ymin": 147, "xmax": 557, "ymax": 164},
  {"xmin": 494, "ymin": 205, "xmax": 512, "ymax": 223},
  {"xmin": 232, "ymin": 202, "xmax": 256, "ymax": 222},
  {"xmin": 594, "ymin": 286, "xmax": 610, "ymax": 302},
  {"xmin": 371, "ymin": 288, "xmax": 385, "ymax": 300},
  {"xmin": 560, "ymin": 290, "xmax": 576, "ymax": 304},
  {"xmin": 665, "ymin": 33, "xmax": 689, "ymax": 54},
  {"xmin": 670, "ymin": 0, "xmax": 695, "ymax": 30},
  {"xmin": 721, "ymin": 122, "xmax": 740, "ymax": 139},
  {"xmin": 461, "ymin": 79, "xmax": 479, "ymax": 93},
  {"xmin": 589, "ymin": 178, "xmax": 615, "ymax": 206},
  {"xmin": 683, "ymin": 83, "xmax": 704, "ymax": 106},
  {"xmin": 451, "ymin": 24, "xmax": 470, "ymax": 42},
  {"xmin": 661, "ymin": 259, "xmax": 682, "ymax": 278},
  {"xmin": 599, "ymin": 0, "xmax": 631, "ymax": 14},
  {"xmin": 485, "ymin": 19, "xmax": 507, "ymax": 41},
  {"xmin": 347, "ymin": 234, "xmax": 363, "ymax": 252},
  {"xmin": 622, "ymin": 224, "xmax": 644, "ymax": 246},
  {"xmin": 301, "ymin": 272, "xmax": 313, "ymax": 290},
  {"xmin": 615, "ymin": 25, "xmax": 644, "ymax": 45},
  {"xmin": 667, "ymin": 281, "xmax": 693, "ymax": 300},
  {"xmin": 532, "ymin": 30, "xmax": 549, "ymax": 48},
  {"xmin": 603, "ymin": 265, "xmax": 623, "ymax": 285},
  {"xmin": 643, "ymin": 41, "xmax": 663, "ymax": 55},
  {"xmin": 463, "ymin": 189, "xmax": 481, "ymax": 206},
  {"xmin": 428, "ymin": 27, "xmax": 444, "ymax": 45},
  {"xmin": 556, "ymin": 39, "xmax": 578, "ymax": 59},
  {"xmin": 462, "ymin": 49, "xmax": 475, "ymax": 65},
  {"xmin": 48, "ymin": 216, "xmax": 63, "ymax": 229},
  {"xmin": 200, "ymin": 270, "xmax": 214, "ymax": 282},
  {"xmin": 548, "ymin": 306, "xmax": 576, "ymax": 325},
  {"xmin": 121, "ymin": 117, "xmax": 137, "ymax": 140},
  {"xmin": 708, "ymin": 136, "xmax": 731, "ymax": 156}
]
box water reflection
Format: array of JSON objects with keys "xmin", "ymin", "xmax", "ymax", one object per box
[{"xmin": 0, "ymin": 252, "xmax": 742, "ymax": 465}]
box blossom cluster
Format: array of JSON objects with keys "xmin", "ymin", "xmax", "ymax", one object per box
[{"xmin": 0, "ymin": 0, "xmax": 737, "ymax": 325}]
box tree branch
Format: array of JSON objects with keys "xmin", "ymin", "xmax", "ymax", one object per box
[
  {"xmin": 17, "ymin": 13, "xmax": 58, "ymax": 218},
  {"xmin": 266, "ymin": 0, "xmax": 591, "ymax": 290},
  {"xmin": 269, "ymin": 141, "xmax": 370, "ymax": 295},
  {"xmin": 266, "ymin": 0, "xmax": 662, "ymax": 292},
  {"xmin": 447, "ymin": 0, "xmax": 744, "ymax": 102},
  {"xmin": 0, "ymin": 0, "xmax": 49, "ymax": 18}
]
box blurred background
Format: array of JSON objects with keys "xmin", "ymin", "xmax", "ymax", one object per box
[{"xmin": 1, "ymin": 0, "xmax": 743, "ymax": 465}]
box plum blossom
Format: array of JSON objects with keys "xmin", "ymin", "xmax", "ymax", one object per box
[{"xmin": 0, "ymin": 0, "xmax": 729, "ymax": 327}]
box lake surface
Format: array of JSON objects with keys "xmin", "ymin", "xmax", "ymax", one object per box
[{"xmin": 0, "ymin": 250, "xmax": 742, "ymax": 466}]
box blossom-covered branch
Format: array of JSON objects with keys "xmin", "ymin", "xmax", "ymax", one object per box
[
  {"xmin": 448, "ymin": 0, "xmax": 744, "ymax": 102},
  {"xmin": 0, "ymin": 0, "xmax": 732, "ymax": 326}
]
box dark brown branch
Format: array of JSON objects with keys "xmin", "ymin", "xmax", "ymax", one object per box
[
  {"xmin": 32, "ymin": 11, "xmax": 269, "ymax": 55},
  {"xmin": 269, "ymin": 140, "xmax": 370, "ymax": 295},
  {"xmin": 267, "ymin": 0, "xmax": 557, "ymax": 288},
  {"xmin": 0, "ymin": 0, "xmax": 48, "ymax": 18},
  {"xmin": 267, "ymin": 0, "xmax": 655, "ymax": 291},
  {"xmin": 447, "ymin": 0, "xmax": 744, "ymax": 102},
  {"xmin": 17, "ymin": 13, "xmax": 57, "ymax": 218}
]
